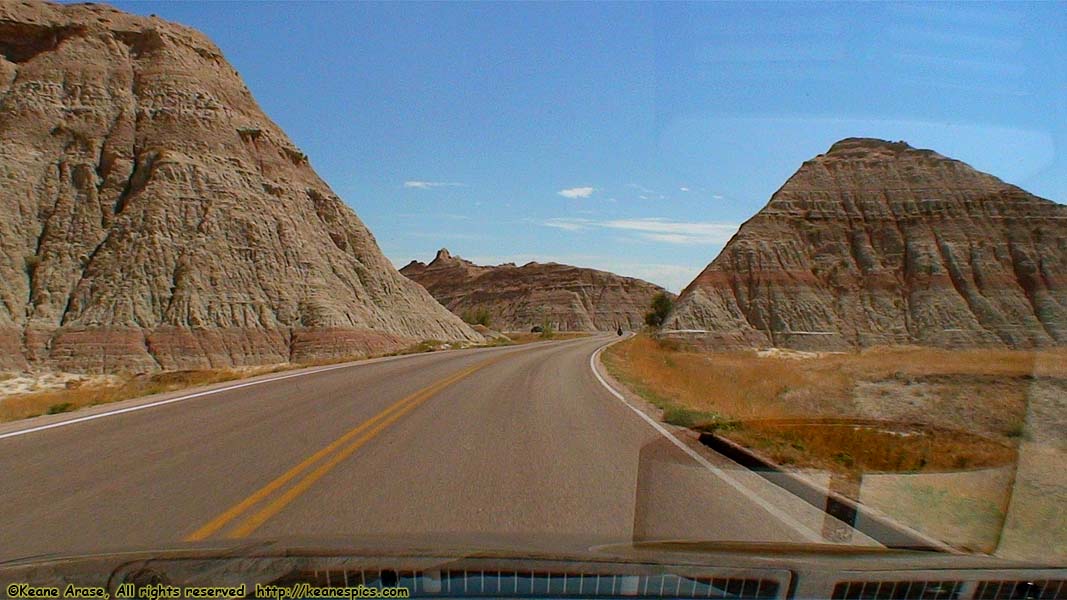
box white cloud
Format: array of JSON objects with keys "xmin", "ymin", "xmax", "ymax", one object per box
[
  {"xmin": 600, "ymin": 218, "xmax": 739, "ymax": 245},
  {"xmin": 640, "ymin": 233, "xmax": 702, "ymax": 244},
  {"xmin": 403, "ymin": 180, "xmax": 465, "ymax": 189},
  {"xmin": 540, "ymin": 217, "xmax": 739, "ymax": 246},
  {"xmin": 542, "ymin": 218, "xmax": 592, "ymax": 231},
  {"xmin": 624, "ymin": 184, "xmax": 671, "ymax": 200},
  {"xmin": 712, "ymin": 194, "xmax": 725, "ymax": 200},
  {"xmin": 558, "ymin": 186, "xmax": 595, "ymax": 199}
]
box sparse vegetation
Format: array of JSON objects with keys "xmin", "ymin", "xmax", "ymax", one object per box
[
  {"xmin": 1004, "ymin": 422, "xmax": 1028, "ymax": 439},
  {"xmin": 661, "ymin": 405, "xmax": 723, "ymax": 429},
  {"xmin": 460, "ymin": 306, "xmax": 493, "ymax": 328},
  {"xmin": 724, "ymin": 420, "xmax": 1014, "ymax": 475},
  {"xmin": 602, "ymin": 334, "xmax": 1067, "ymax": 477},
  {"xmin": 539, "ymin": 316, "xmax": 556, "ymax": 339},
  {"xmin": 23, "ymin": 254, "xmax": 41, "ymax": 275},
  {"xmin": 0, "ymin": 366, "xmax": 287, "ymax": 423},
  {"xmin": 402, "ymin": 339, "xmax": 447, "ymax": 354},
  {"xmin": 46, "ymin": 402, "xmax": 74, "ymax": 415},
  {"xmin": 2, "ymin": 342, "xmax": 469, "ymax": 423},
  {"xmin": 0, "ymin": 330, "xmax": 596, "ymax": 423},
  {"xmin": 655, "ymin": 337, "xmax": 684, "ymax": 352},
  {"xmin": 643, "ymin": 292, "xmax": 673, "ymax": 328},
  {"xmin": 310, "ymin": 338, "xmax": 457, "ymax": 363}
]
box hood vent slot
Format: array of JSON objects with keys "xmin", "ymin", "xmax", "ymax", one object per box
[
  {"xmin": 832, "ymin": 580, "xmax": 962, "ymax": 599},
  {"xmin": 974, "ymin": 580, "xmax": 1066, "ymax": 600},
  {"xmin": 275, "ymin": 569, "xmax": 782, "ymax": 598}
]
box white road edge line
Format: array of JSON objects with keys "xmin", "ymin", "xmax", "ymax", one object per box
[
  {"xmin": 0, "ymin": 361, "xmax": 373, "ymax": 441},
  {"xmin": 0, "ymin": 343, "xmax": 529, "ymax": 441},
  {"xmin": 589, "ymin": 338, "xmax": 825, "ymax": 543}
]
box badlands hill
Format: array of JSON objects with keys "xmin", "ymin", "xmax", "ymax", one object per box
[
  {"xmin": 0, "ymin": 1, "xmax": 479, "ymax": 372},
  {"xmin": 401, "ymin": 249, "xmax": 671, "ymax": 332},
  {"xmin": 665, "ymin": 138, "xmax": 1067, "ymax": 350}
]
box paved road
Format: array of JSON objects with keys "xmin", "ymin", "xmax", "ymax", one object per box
[{"xmin": 0, "ymin": 335, "xmax": 867, "ymax": 561}]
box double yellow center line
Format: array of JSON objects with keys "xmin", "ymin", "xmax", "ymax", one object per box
[{"xmin": 184, "ymin": 353, "xmax": 507, "ymax": 541}]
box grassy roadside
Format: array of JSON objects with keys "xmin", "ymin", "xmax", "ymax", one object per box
[
  {"xmin": 0, "ymin": 365, "xmax": 291, "ymax": 422},
  {"xmin": 604, "ymin": 334, "xmax": 1067, "ymax": 558},
  {"xmin": 0, "ymin": 328, "xmax": 588, "ymax": 422},
  {"xmin": 0, "ymin": 330, "xmax": 592, "ymax": 423},
  {"xmin": 601, "ymin": 334, "xmax": 1066, "ymax": 476}
]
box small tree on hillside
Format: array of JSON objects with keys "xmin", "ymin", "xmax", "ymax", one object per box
[
  {"xmin": 539, "ymin": 315, "xmax": 556, "ymax": 339},
  {"xmin": 644, "ymin": 292, "xmax": 673, "ymax": 328},
  {"xmin": 461, "ymin": 306, "xmax": 492, "ymax": 328}
]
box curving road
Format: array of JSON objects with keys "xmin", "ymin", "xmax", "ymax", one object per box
[{"xmin": 0, "ymin": 335, "xmax": 871, "ymax": 561}]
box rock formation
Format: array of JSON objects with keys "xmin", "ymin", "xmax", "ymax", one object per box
[
  {"xmin": 665, "ymin": 138, "xmax": 1067, "ymax": 350},
  {"xmin": 0, "ymin": 1, "xmax": 480, "ymax": 372},
  {"xmin": 401, "ymin": 249, "xmax": 672, "ymax": 332}
]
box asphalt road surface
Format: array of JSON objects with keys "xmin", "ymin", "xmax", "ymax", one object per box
[{"xmin": 0, "ymin": 335, "xmax": 873, "ymax": 561}]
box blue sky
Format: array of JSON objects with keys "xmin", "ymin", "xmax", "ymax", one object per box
[{"xmin": 108, "ymin": 1, "xmax": 1066, "ymax": 292}]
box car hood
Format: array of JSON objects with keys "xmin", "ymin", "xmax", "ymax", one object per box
[{"xmin": 1, "ymin": 534, "xmax": 1061, "ymax": 588}]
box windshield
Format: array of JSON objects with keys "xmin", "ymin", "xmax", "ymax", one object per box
[{"xmin": 0, "ymin": 0, "xmax": 1064, "ymax": 587}]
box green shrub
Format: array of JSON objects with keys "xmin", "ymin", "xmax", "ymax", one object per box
[
  {"xmin": 1004, "ymin": 422, "xmax": 1028, "ymax": 439},
  {"xmin": 46, "ymin": 402, "xmax": 74, "ymax": 415},
  {"xmin": 461, "ymin": 306, "xmax": 492, "ymax": 327},
  {"xmin": 539, "ymin": 317, "xmax": 555, "ymax": 339},
  {"xmin": 661, "ymin": 405, "xmax": 720, "ymax": 429},
  {"xmin": 24, "ymin": 255, "xmax": 41, "ymax": 275},
  {"xmin": 408, "ymin": 340, "xmax": 444, "ymax": 354},
  {"xmin": 644, "ymin": 292, "xmax": 673, "ymax": 328}
]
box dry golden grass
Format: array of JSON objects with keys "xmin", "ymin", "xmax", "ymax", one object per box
[
  {"xmin": 0, "ymin": 331, "xmax": 596, "ymax": 423},
  {"xmin": 726, "ymin": 421, "xmax": 1016, "ymax": 475},
  {"xmin": 602, "ymin": 335, "xmax": 1063, "ymax": 477},
  {"xmin": 298, "ymin": 339, "xmax": 461, "ymax": 367},
  {"xmin": 0, "ymin": 338, "xmax": 470, "ymax": 422},
  {"xmin": 603, "ymin": 335, "xmax": 826, "ymax": 420},
  {"xmin": 0, "ymin": 366, "xmax": 288, "ymax": 422},
  {"xmin": 0, "ymin": 336, "xmax": 501, "ymax": 423}
]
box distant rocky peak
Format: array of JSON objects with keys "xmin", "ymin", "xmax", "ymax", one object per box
[
  {"xmin": 818, "ymin": 137, "xmax": 948, "ymax": 162},
  {"xmin": 428, "ymin": 248, "xmax": 482, "ymax": 270},
  {"xmin": 400, "ymin": 251, "xmax": 672, "ymax": 332},
  {"xmin": 826, "ymin": 137, "xmax": 913, "ymax": 154},
  {"xmin": 430, "ymin": 248, "xmax": 458, "ymax": 264}
]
